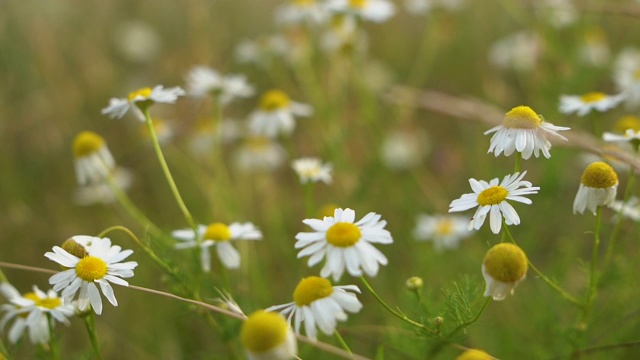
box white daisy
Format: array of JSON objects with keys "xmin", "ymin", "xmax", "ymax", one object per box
[
  {"xmin": 608, "ymin": 196, "xmax": 640, "ymax": 222},
  {"xmin": 72, "ymin": 131, "xmax": 116, "ymax": 186},
  {"xmin": 233, "ymin": 136, "xmax": 288, "ymax": 172},
  {"xmin": 613, "ymin": 47, "xmax": 640, "ymax": 108},
  {"xmin": 404, "ymin": 0, "xmax": 466, "ymax": 16},
  {"xmin": 488, "ymin": 31, "xmax": 541, "ymax": 73},
  {"xmin": 448, "ymin": 171, "xmax": 540, "ymax": 234},
  {"xmin": 274, "ymin": 0, "xmax": 329, "ymax": 26},
  {"xmin": 266, "ymin": 276, "xmax": 362, "ymax": 341},
  {"xmin": 485, "ymin": 105, "xmax": 570, "ymax": 159},
  {"xmin": 291, "ymin": 158, "xmax": 333, "ymax": 184},
  {"xmin": 74, "ymin": 167, "xmax": 133, "ymax": 206},
  {"xmin": 482, "ymin": 243, "xmax": 528, "ymax": 301},
  {"xmin": 241, "ymin": 310, "xmax": 297, "ymax": 360},
  {"xmin": 413, "ymin": 214, "xmax": 474, "ymax": 252},
  {"xmin": 1, "ymin": 283, "xmax": 74, "ymax": 344},
  {"xmin": 559, "ymin": 92, "xmax": 625, "ymax": 116},
  {"xmin": 45, "ymin": 237, "xmax": 138, "ymax": 315},
  {"xmin": 185, "ymin": 66, "xmax": 254, "ymax": 105},
  {"xmin": 248, "ymin": 89, "xmax": 312, "ymax": 138},
  {"xmin": 380, "ymin": 128, "xmax": 429, "ymax": 170},
  {"xmin": 326, "ymin": 0, "xmax": 396, "ymax": 23},
  {"xmin": 172, "ymin": 222, "xmax": 262, "ymax": 271},
  {"xmin": 101, "ymin": 85, "xmax": 185, "ymax": 120},
  {"xmin": 573, "ymin": 162, "xmax": 619, "ymax": 215},
  {"xmin": 603, "ymin": 128, "xmax": 640, "ymax": 143},
  {"xmin": 295, "ymin": 208, "xmax": 393, "ymax": 281}
]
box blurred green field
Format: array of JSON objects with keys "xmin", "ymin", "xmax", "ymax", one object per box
[{"xmin": 2, "ymin": 0, "xmax": 640, "ymax": 359}]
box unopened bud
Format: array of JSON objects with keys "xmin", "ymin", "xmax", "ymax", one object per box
[
  {"xmin": 61, "ymin": 239, "xmax": 88, "ymax": 259},
  {"xmin": 405, "ymin": 276, "xmax": 424, "ymax": 291}
]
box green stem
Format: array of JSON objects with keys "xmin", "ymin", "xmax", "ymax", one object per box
[
  {"xmin": 0, "ymin": 268, "xmax": 8, "ymax": 283},
  {"xmin": 582, "ymin": 206, "xmax": 603, "ymax": 322},
  {"xmin": 333, "ymin": 330, "xmax": 353, "ymax": 358},
  {"xmin": 83, "ymin": 313, "xmax": 103, "ymax": 360},
  {"xmin": 503, "ymin": 224, "xmax": 582, "ymax": 306},
  {"xmin": 514, "ymin": 152, "xmax": 522, "ymax": 173},
  {"xmin": 46, "ymin": 314, "xmax": 59, "ymax": 360},
  {"xmin": 604, "ymin": 165, "xmax": 636, "ymax": 267}
]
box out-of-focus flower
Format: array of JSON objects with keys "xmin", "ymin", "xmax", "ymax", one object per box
[
  {"xmin": 187, "ymin": 118, "xmax": 241, "ymax": 158},
  {"xmin": 235, "ymin": 35, "xmax": 291, "ymax": 66},
  {"xmin": 578, "ymin": 28, "xmax": 610, "ymax": 68},
  {"xmin": 456, "ymin": 348, "xmax": 494, "ymax": 360},
  {"xmin": 613, "ymin": 47, "xmax": 640, "ymax": 108},
  {"xmin": 101, "ymin": 86, "xmax": 185, "ymax": 120},
  {"xmin": 274, "ymin": 0, "xmax": 329, "ymax": 26},
  {"xmin": 404, "ymin": 0, "xmax": 466, "ymax": 16},
  {"xmin": 185, "ymin": 66, "xmax": 254, "ymax": 105},
  {"xmin": 248, "ymin": 90, "xmax": 312, "ymax": 138},
  {"xmin": 603, "ymin": 115, "xmax": 640, "ymax": 145},
  {"xmin": 488, "ymin": 31, "xmax": 542, "ymax": 72},
  {"xmin": 74, "ymin": 167, "xmax": 133, "ymax": 206},
  {"xmin": 538, "ymin": 0, "xmax": 577, "ymax": 29},
  {"xmin": 140, "ymin": 117, "xmax": 175, "ymax": 145},
  {"xmin": 482, "ymin": 243, "xmax": 528, "ymax": 301},
  {"xmin": 291, "ymin": 158, "xmax": 333, "ymax": 184},
  {"xmin": 241, "ymin": 310, "xmax": 297, "ymax": 360},
  {"xmin": 113, "ymin": 20, "xmax": 162, "ymax": 64},
  {"xmin": 413, "ymin": 214, "xmax": 473, "ymax": 252},
  {"xmin": 72, "ymin": 131, "xmax": 116, "ymax": 186},
  {"xmin": 320, "ymin": 13, "xmax": 368, "ymax": 55},
  {"xmin": 608, "ymin": 196, "xmax": 640, "ymax": 222},
  {"xmin": 559, "ymin": 92, "xmax": 625, "ymax": 116},
  {"xmin": 573, "ymin": 162, "xmax": 619, "ymax": 215},
  {"xmin": 380, "ymin": 128, "xmax": 429, "ymax": 170},
  {"xmin": 326, "ymin": 0, "xmax": 396, "ymax": 23},
  {"xmin": 233, "ymin": 136, "xmax": 288, "ymax": 172}
]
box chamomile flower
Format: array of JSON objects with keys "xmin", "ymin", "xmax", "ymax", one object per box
[
  {"xmin": 488, "ymin": 31, "xmax": 541, "ymax": 73},
  {"xmin": 485, "ymin": 105, "xmax": 569, "ymax": 159},
  {"xmin": 1, "ymin": 284, "xmax": 74, "ymax": 344},
  {"xmin": 559, "ymin": 92, "xmax": 625, "ymax": 116},
  {"xmin": 380, "ymin": 128, "xmax": 429, "ymax": 170},
  {"xmin": 233, "ymin": 136, "xmax": 288, "ymax": 172},
  {"xmin": 248, "ymin": 90, "xmax": 313, "ymax": 138},
  {"xmin": 74, "ymin": 167, "xmax": 133, "ymax": 206},
  {"xmin": 241, "ymin": 310, "xmax": 297, "ymax": 360},
  {"xmin": 326, "ymin": 0, "xmax": 396, "ymax": 23},
  {"xmin": 295, "ymin": 208, "xmax": 393, "ymax": 281},
  {"xmin": 266, "ymin": 276, "xmax": 363, "ymax": 341},
  {"xmin": 72, "ymin": 131, "xmax": 116, "ymax": 185},
  {"xmin": 608, "ymin": 196, "xmax": 640, "ymax": 222},
  {"xmin": 274, "ymin": 0, "xmax": 329, "ymax": 26},
  {"xmin": 291, "ymin": 158, "xmax": 333, "ymax": 184},
  {"xmin": 448, "ymin": 171, "xmax": 540, "ymax": 234},
  {"xmin": 613, "ymin": 47, "xmax": 640, "ymax": 108},
  {"xmin": 101, "ymin": 85, "xmax": 185, "ymax": 120},
  {"xmin": 603, "ymin": 115, "xmax": 640, "ymax": 144},
  {"xmin": 45, "ymin": 237, "xmax": 138, "ymax": 315},
  {"xmin": 413, "ymin": 214, "xmax": 473, "ymax": 252},
  {"xmin": 573, "ymin": 162, "xmax": 619, "ymax": 215},
  {"xmin": 172, "ymin": 222, "xmax": 262, "ymax": 271},
  {"xmin": 404, "ymin": 0, "xmax": 466, "ymax": 16},
  {"xmin": 602, "ymin": 129, "xmax": 640, "ymax": 143},
  {"xmin": 185, "ymin": 66, "xmax": 254, "ymax": 105},
  {"xmin": 578, "ymin": 28, "xmax": 610, "ymax": 68},
  {"xmin": 482, "ymin": 243, "xmax": 528, "ymax": 301}
]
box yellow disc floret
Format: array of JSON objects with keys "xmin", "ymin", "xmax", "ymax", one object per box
[
  {"xmin": 483, "ymin": 243, "xmax": 528, "ymax": 283},
  {"xmin": 349, "ymin": 0, "xmax": 367, "ymax": 9},
  {"xmin": 614, "ymin": 115, "xmax": 640, "ymax": 134},
  {"xmin": 581, "ymin": 162, "xmax": 618, "ymax": 189},
  {"xmin": 73, "ymin": 131, "xmax": 105, "ymax": 158},
  {"xmin": 435, "ymin": 218, "xmax": 454, "ymax": 235},
  {"xmin": 241, "ymin": 310, "xmax": 289, "ymax": 353},
  {"xmin": 456, "ymin": 349, "xmax": 494, "ymax": 360},
  {"xmin": 326, "ymin": 222, "xmax": 361, "ymax": 247},
  {"xmin": 293, "ymin": 276, "xmax": 333, "ymax": 307},
  {"xmin": 477, "ymin": 186, "xmax": 508, "ymax": 206},
  {"xmin": 502, "ymin": 106, "xmax": 542, "ymax": 129},
  {"xmin": 204, "ymin": 223, "xmax": 232, "ymax": 242},
  {"xmin": 260, "ymin": 90, "xmax": 290, "ymax": 111},
  {"xmin": 128, "ymin": 87, "xmax": 153, "ymax": 102},
  {"xmin": 75, "ymin": 256, "xmax": 108, "ymax": 282},
  {"xmin": 580, "ymin": 92, "xmax": 606, "ymax": 103}
]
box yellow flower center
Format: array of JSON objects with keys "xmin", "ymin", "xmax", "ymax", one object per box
[
  {"xmin": 326, "ymin": 222, "xmax": 361, "ymax": 247},
  {"xmin": 614, "ymin": 115, "xmax": 640, "ymax": 133},
  {"xmin": 483, "ymin": 243, "xmax": 528, "ymax": 283},
  {"xmin": 580, "ymin": 92, "xmax": 606, "ymax": 103},
  {"xmin": 435, "ymin": 219, "xmax": 454, "ymax": 235},
  {"xmin": 260, "ymin": 90, "xmax": 290, "ymax": 111},
  {"xmin": 477, "ymin": 186, "xmax": 508, "ymax": 206},
  {"xmin": 128, "ymin": 87, "xmax": 153, "ymax": 102},
  {"xmin": 581, "ymin": 162, "xmax": 618, "ymax": 189},
  {"xmin": 349, "ymin": 0, "xmax": 367, "ymax": 9},
  {"xmin": 241, "ymin": 310, "xmax": 289, "ymax": 353},
  {"xmin": 293, "ymin": 276, "xmax": 334, "ymax": 306},
  {"xmin": 73, "ymin": 131, "xmax": 105, "ymax": 158},
  {"xmin": 502, "ymin": 106, "xmax": 542, "ymax": 129},
  {"xmin": 293, "ymin": 0, "xmax": 314, "ymax": 5},
  {"xmin": 634, "ymin": 69, "xmax": 640, "ymax": 80},
  {"xmin": 23, "ymin": 292, "xmax": 63, "ymax": 310},
  {"xmin": 75, "ymin": 256, "xmax": 108, "ymax": 282},
  {"xmin": 62, "ymin": 238, "xmax": 88, "ymax": 259},
  {"xmin": 456, "ymin": 349, "xmax": 493, "ymax": 360},
  {"xmin": 204, "ymin": 223, "xmax": 232, "ymax": 242}
]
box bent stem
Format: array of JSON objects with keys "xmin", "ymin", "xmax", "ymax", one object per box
[{"xmin": 83, "ymin": 312, "xmax": 103, "ymax": 360}]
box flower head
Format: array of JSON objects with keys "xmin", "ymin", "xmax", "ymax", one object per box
[
  {"xmin": 233, "ymin": 136, "xmax": 288, "ymax": 172},
  {"xmin": 291, "ymin": 158, "xmax": 333, "ymax": 184},
  {"xmin": 274, "ymin": 0, "xmax": 329, "ymax": 26},
  {"xmin": 608, "ymin": 196, "xmax": 640, "ymax": 222},
  {"xmin": 449, "ymin": 171, "xmax": 540, "ymax": 234},
  {"xmin": 603, "ymin": 115, "xmax": 640, "ymax": 144},
  {"xmin": 326, "ymin": 0, "xmax": 396, "ymax": 23},
  {"xmin": 241, "ymin": 310, "xmax": 297, "ymax": 360},
  {"xmin": 74, "ymin": 167, "xmax": 133, "ymax": 206},
  {"xmin": 72, "ymin": 131, "xmax": 116, "ymax": 186},
  {"xmin": 172, "ymin": 222, "xmax": 262, "ymax": 271},
  {"xmin": 185, "ymin": 66, "xmax": 254, "ymax": 105},
  {"xmin": 456, "ymin": 349, "xmax": 494, "ymax": 360},
  {"xmin": 44, "ymin": 236, "xmax": 138, "ymax": 315},
  {"xmin": 573, "ymin": 162, "xmax": 619, "ymax": 215},
  {"xmin": 482, "ymin": 243, "xmax": 528, "ymax": 301},
  {"xmin": 485, "ymin": 106, "xmax": 569, "ymax": 159},
  {"xmin": 413, "ymin": 214, "xmax": 474, "ymax": 252},
  {"xmin": 101, "ymin": 85, "xmax": 185, "ymax": 120},
  {"xmin": 248, "ymin": 90, "xmax": 312, "ymax": 138},
  {"xmin": 266, "ymin": 276, "xmax": 362, "ymax": 340},
  {"xmin": 295, "ymin": 208, "xmax": 393, "ymax": 281},
  {"xmin": 559, "ymin": 92, "xmax": 625, "ymax": 116}
]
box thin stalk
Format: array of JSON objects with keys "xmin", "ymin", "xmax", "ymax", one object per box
[
  {"xmin": 46, "ymin": 314, "xmax": 59, "ymax": 360},
  {"xmin": 0, "ymin": 268, "xmax": 7, "ymax": 283},
  {"xmin": 582, "ymin": 206, "xmax": 603, "ymax": 322},
  {"xmin": 604, "ymin": 165, "xmax": 635, "ymax": 267},
  {"xmin": 83, "ymin": 313, "xmax": 103, "ymax": 360},
  {"xmin": 333, "ymin": 330, "xmax": 354, "ymax": 358},
  {"xmin": 514, "ymin": 152, "xmax": 522, "ymax": 173}
]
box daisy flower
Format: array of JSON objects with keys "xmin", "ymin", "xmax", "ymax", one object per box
[
  {"xmin": 172, "ymin": 222, "xmax": 262, "ymax": 271},
  {"xmin": 448, "ymin": 171, "xmax": 540, "ymax": 234},
  {"xmin": 613, "ymin": 47, "xmax": 640, "ymax": 108},
  {"xmin": 482, "ymin": 243, "xmax": 528, "ymax": 301},
  {"xmin": 573, "ymin": 162, "xmax": 619, "ymax": 215},
  {"xmin": 488, "ymin": 31, "xmax": 541, "ymax": 73},
  {"xmin": 608, "ymin": 196, "xmax": 640, "ymax": 222},
  {"xmin": 1, "ymin": 283, "xmax": 74, "ymax": 344},
  {"xmin": 291, "ymin": 158, "xmax": 333, "ymax": 184},
  {"xmin": 72, "ymin": 131, "xmax": 116, "ymax": 186},
  {"xmin": 101, "ymin": 85, "xmax": 185, "ymax": 120},
  {"xmin": 185, "ymin": 66, "xmax": 254, "ymax": 105},
  {"xmin": 233, "ymin": 136, "xmax": 288, "ymax": 172},
  {"xmin": 380, "ymin": 128, "xmax": 429, "ymax": 171},
  {"xmin": 266, "ymin": 276, "xmax": 363, "ymax": 341},
  {"xmin": 485, "ymin": 105, "xmax": 570, "ymax": 159},
  {"xmin": 295, "ymin": 208, "xmax": 393, "ymax": 281},
  {"xmin": 413, "ymin": 214, "xmax": 474, "ymax": 252},
  {"xmin": 603, "ymin": 115, "xmax": 640, "ymax": 144},
  {"xmin": 559, "ymin": 92, "xmax": 625, "ymax": 116},
  {"xmin": 248, "ymin": 89, "xmax": 312, "ymax": 138},
  {"xmin": 326, "ymin": 0, "xmax": 396, "ymax": 23},
  {"xmin": 274, "ymin": 0, "xmax": 329, "ymax": 26},
  {"xmin": 241, "ymin": 310, "xmax": 297, "ymax": 360},
  {"xmin": 45, "ymin": 236, "xmax": 138, "ymax": 315},
  {"xmin": 74, "ymin": 167, "xmax": 133, "ymax": 206}
]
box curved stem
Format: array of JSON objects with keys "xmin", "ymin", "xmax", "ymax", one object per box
[{"xmin": 333, "ymin": 330, "xmax": 353, "ymax": 358}]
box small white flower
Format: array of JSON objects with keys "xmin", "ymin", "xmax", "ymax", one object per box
[
  {"xmin": 404, "ymin": 0, "xmax": 466, "ymax": 16},
  {"xmin": 295, "ymin": 208, "xmax": 393, "ymax": 281},
  {"xmin": 449, "ymin": 171, "xmax": 540, "ymax": 234},
  {"xmin": 578, "ymin": 28, "xmax": 610, "ymax": 68},
  {"xmin": 603, "ymin": 128, "xmax": 640, "ymax": 143},
  {"xmin": 233, "ymin": 136, "xmax": 288, "ymax": 172},
  {"xmin": 274, "ymin": 0, "xmax": 329, "ymax": 26},
  {"xmin": 482, "ymin": 243, "xmax": 528, "ymax": 301},
  {"xmin": 608, "ymin": 196, "xmax": 640, "ymax": 222},
  {"xmin": 185, "ymin": 66, "xmax": 254, "ymax": 105},
  {"xmin": 291, "ymin": 158, "xmax": 333, "ymax": 184},
  {"xmin": 241, "ymin": 310, "xmax": 297, "ymax": 360},
  {"xmin": 559, "ymin": 92, "xmax": 625, "ymax": 116},
  {"xmin": 573, "ymin": 162, "xmax": 619, "ymax": 215},
  {"xmin": 101, "ymin": 85, "xmax": 185, "ymax": 120},
  {"xmin": 485, "ymin": 105, "xmax": 569, "ymax": 159},
  {"xmin": 112, "ymin": 20, "xmax": 162, "ymax": 64},
  {"xmin": 539, "ymin": 0, "xmax": 577, "ymax": 29},
  {"xmin": 613, "ymin": 47, "xmax": 640, "ymax": 108},
  {"xmin": 248, "ymin": 89, "xmax": 312, "ymax": 138},
  {"xmin": 326, "ymin": 0, "xmax": 396, "ymax": 23},
  {"xmin": 266, "ymin": 276, "xmax": 362, "ymax": 341},
  {"xmin": 72, "ymin": 131, "xmax": 116, "ymax": 186},
  {"xmin": 380, "ymin": 128, "xmax": 429, "ymax": 170},
  {"xmin": 172, "ymin": 222, "xmax": 262, "ymax": 271},
  {"xmin": 74, "ymin": 167, "xmax": 133, "ymax": 206},
  {"xmin": 413, "ymin": 214, "xmax": 473, "ymax": 252},
  {"xmin": 488, "ymin": 31, "xmax": 541, "ymax": 72},
  {"xmin": 45, "ymin": 236, "xmax": 138, "ymax": 315}
]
